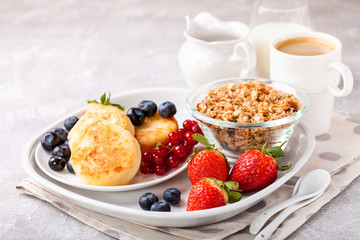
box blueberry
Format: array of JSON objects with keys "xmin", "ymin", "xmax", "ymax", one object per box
[
  {"xmin": 126, "ymin": 108, "xmax": 145, "ymax": 126},
  {"xmin": 52, "ymin": 128, "xmax": 68, "ymax": 144},
  {"xmin": 139, "ymin": 192, "xmax": 159, "ymax": 211},
  {"xmin": 138, "ymin": 100, "xmax": 157, "ymax": 117},
  {"xmin": 150, "ymin": 201, "xmax": 171, "ymax": 212},
  {"xmin": 67, "ymin": 161, "xmax": 75, "ymax": 174},
  {"xmin": 158, "ymin": 101, "xmax": 177, "ymax": 118},
  {"xmin": 64, "ymin": 116, "xmax": 79, "ymax": 131},
  {"xmin": 63, "ymin": 139, "xmax": 69, "ymax": 146},
  {"xmin": 163, "ymin": 188, "xmax": 181, "ymax": 205},
  {"xmin": 48, "ymin": 156, "xmax": 66, "ymax": 171},
  {"xmin": 52, "ymin": 144, "xmax": 71, "ymax": 161},
  {"xmin": 41, "ymin": 132, "xmax": 61, "ymax": 151}
]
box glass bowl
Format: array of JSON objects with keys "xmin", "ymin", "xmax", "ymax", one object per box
[{"xmin": 186, "ymin": 78, "xmax": 309, "ymax": 160}]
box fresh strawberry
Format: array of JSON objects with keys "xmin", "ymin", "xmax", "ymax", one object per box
[
  {"xmin": 187, "ymin": 134, "xmax": 229, "ymax": 185},
  {"xmin": 229, "ymin": 143, "xmax": 291, "ymax": 192},
  {"xmin": 186, "ymin": 178, "xmax": 241, "ymax": 211}
]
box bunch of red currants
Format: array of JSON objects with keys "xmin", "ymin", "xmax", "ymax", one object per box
[{"xmin": 140, "ymin": 120, "xmax": 203, "ymax": 175}]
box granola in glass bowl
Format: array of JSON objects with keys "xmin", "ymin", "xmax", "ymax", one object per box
[{"xmin": 186, "ymin": 78, "xmax": 309, "ymax": 159}]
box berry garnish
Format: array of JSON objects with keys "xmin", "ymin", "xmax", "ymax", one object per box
[
  {"xmin": 154, "ymin": 145, "xmax": 168, "ymax": 157},
  {"xmin": 174, "ymin": 145, "xmax": 186, "ymax": 158},
  {"xmin": 139, "ymin": 192, "xmax": 159, "ymax": 211},
  {"xmin": 138, "ymin": 119, "xmax": 204, "ymax": 175},
  {"xmin": 183, "ymin": 119, "xmax": 195, "ymax": 131},
  {"xmin": 52, "ymin": 144, "xmax": 71, "ymax": 161},
  {"xmin": 185, "ymin": 132, "xmax": 197, "ymax": 145},
  {"xmin": 67, "ymin": 161, "xmax": 75, "ymax": 174},
  {"xmin": 150, "ymin": 201, "xmax": 171, "ymax": 212},
  {"xmin": 188, "ymin": 134, "xmax": 229, "ymax": 184},
  {"xmin": 140, "ymin": 162, "xmax": 152, "ymax": 174},
  {"xmin": 142, "ymin": 151, "xmax": 153, "ymax": 163},
  {"xmin": 52, "ymin": 128, "xmax": 68, "ymax": 144},
  {"xmin": 48, "ymin": 156, "xmax": 66, "ymax": 171},
  {"xmin": 64, "ymin": 116, "xmax": 79, "ymax": 131},
  {"xmin": 154, "ymin": 165, "xmax": 166, "ymax": 176},
  {"xmin": 41, "ymin": 132, "xmax": 61, "ymax": 151},
  {"xmin": 163, "ymin": 188, "xmax": 181, "ymax": 205},
  {"xmin": 126, "ymin": 107, "xmax": 145, "ymax": 126},
  {"xmin": 187, "ymin": 178, "xmax": 241, "ymax": 211},
  {"xmin": 158, "ymin": 101, "xmax": 177, "ymax": 118},
  {"xmin": 153, "ymin": 155, "xmax": 164, "ymax": 165},
  {"xmin": 138, "ymin": 100, "xmax": 157, "ymax": 117},
  {"xmin": 168, "ymin": 131, "xmax": 182, "ymax": 145},
  {"xmin": 166, "ymin": 155, "xmax": 180, "ymax": 168},
  {"xmin": 229, "ymin": 142, "xmax": 291, "ymax": 192}
]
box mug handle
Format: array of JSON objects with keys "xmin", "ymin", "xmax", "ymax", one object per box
[
  {"xmin": 230, "ymin": 41, "xmax": 256, "ymax": 76},
  {"xmin": 326, "ymin": 61, "xmax": 353, "ymax": 97}
]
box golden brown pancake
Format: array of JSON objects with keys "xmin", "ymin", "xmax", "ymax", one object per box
[
  {"xmin": 135, "ymin": 112, "xmax": 178, "ymax": 153},
  {"xmin": 69, "ymin": 120, "xmax": 141, "ymax": 186},
  {"xmin": 69, "ymin": 103, "xmax": 135, "ymax": 139}
]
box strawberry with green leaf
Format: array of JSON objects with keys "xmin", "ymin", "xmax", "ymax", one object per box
[
  {"xmin": 229, "ymin": 142, "xmax": 291, "ymax": 192},
  {"xmin": 187, "ymin": 134, "xmax": 229, "ymax": 185},
  {"xmin": 186, "ymin": 178, "xmax": 242, "ymax": 211}
]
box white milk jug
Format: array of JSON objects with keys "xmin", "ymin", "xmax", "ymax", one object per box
[{"xmin": 178, "ymin": 12, "xmax": 256, "ymax": 88}]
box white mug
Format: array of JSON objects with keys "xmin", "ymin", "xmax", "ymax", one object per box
[{"xmin": 270, "ymin": 32, "xmax": 353, "ymax": 136}]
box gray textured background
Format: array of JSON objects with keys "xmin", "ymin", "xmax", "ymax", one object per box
[{"xmin": 1, "ymin": 0, "xmax": 359, "ymax": 239}]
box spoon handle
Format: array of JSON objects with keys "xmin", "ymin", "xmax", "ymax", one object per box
[
  {"xmin": 254, "ymin": 193, "xmax": 323, "ymax": 240},
  {"xmin": 249, "ymin": 194, "xmax": 313, "ymax": 234}
]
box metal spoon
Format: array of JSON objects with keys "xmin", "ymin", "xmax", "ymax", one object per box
[{"xmin": 250, "ymin": 169, "xmax": 331, "ymax": 235}]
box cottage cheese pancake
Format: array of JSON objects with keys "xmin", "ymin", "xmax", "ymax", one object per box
[
  {"xmin": 135, "ymin": 112, "xmax": 178, "ymax": 153},
  {"xmin": 69, "ymin": 103, "xmax": 135, "ymax": 141},
  {"xmin": 69, "ymin": 121, "xmax": 141, "ymax": 186}
]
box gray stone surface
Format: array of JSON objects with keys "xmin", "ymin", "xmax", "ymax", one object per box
[{"xmin": 0, "ymin": 0, "xmax": 359, "ymax": 239}]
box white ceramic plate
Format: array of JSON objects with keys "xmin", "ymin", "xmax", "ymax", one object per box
[
  {"xmin": 22, "ymin": 88, "xmax": 315, "ymax": 227},
  {"xmin": 33, "ymin": 88, "xmax": 191, "ymax": 192}
]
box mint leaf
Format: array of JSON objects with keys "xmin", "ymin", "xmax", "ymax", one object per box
[
  {"xmin": 87, "ymin": 92, "xmax": 125, "ymax": 111},
  {"xmin": 100, "ymin": 93, "xmax": 106, "ymax": 104}
]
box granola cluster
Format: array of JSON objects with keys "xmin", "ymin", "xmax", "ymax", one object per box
[
  {"xmin": 196, "ymin": 81, "xmax": 301, "ymax": 123},
  {"xmin": 196, "ymin": 81, "xmax": 302, "ymax": 155}
]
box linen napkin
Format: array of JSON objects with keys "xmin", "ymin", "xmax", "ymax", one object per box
[{"xmin": 18, "ymin": 114, "xmax": 360, "ymax": 240}]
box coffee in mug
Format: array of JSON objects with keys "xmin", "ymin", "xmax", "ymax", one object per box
[
  {"xmin": 270, "ymin": 32, "xmax": 353, "ymax": 136},
  {"xmin": 275, "ymin": 37, "xmax": 336, "ymax": 56}
]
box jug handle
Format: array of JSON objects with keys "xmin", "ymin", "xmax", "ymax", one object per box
[{"xmin": 230, "ymin": 41, "xmax": 256, "ymax": 76}]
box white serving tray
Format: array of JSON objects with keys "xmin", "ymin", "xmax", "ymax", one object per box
[{"xmin": 21, "ymin": 88, "xmax": 315, "ymax": 227}]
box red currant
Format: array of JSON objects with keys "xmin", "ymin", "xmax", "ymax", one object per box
[
  {"xmin": 142, "ymin": 151, "xmax": 153, "ymax": 163},
  {"xmin": 154, "ymin": 145, "xmax": 168, "ymax": 157},
  {"xmin": 153, "ymin": 155, "xmax": 164, "ymax": 165},
  {"xmin": 168, "ymin": 131, "xmax": 182, "ymax": 145},
  {"xmin": 167, "ymin": 141, "xmax": 176, "ymax": 149},
  {"xmin": 192, "ymin": 120, "xmax": 199, "ymax": 126},
  {"xmin": 183, "ymin": 140, "xmax": 194, "ymax": 153},
  {"xmin": 140, "ymin": 162, "xmax": 151, "ymax": 174},
  {"xmin": 183, "ymin": 120, "xmax": 195, "ymax": 131},
  {"xmin": 191, "ymin": 125, "xmax": 203, "ymax": 135},
  {"xmin": 185, "ymin": 131, "xmax": 197, "ymax": 145},
  {"xmin": 166, "ymin": 155, "xmax": 180, "ymax": 168},
  {"xmin": 174, "ymin": 145, "xmax": 186, "ymax": 158},
  {"xmin": 175, "ymin": 128, "xmax": 186, "ymax": 137},
  {"xmin": 154, "ymin": 165, "xmax": 166, "ymax": 176}
]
